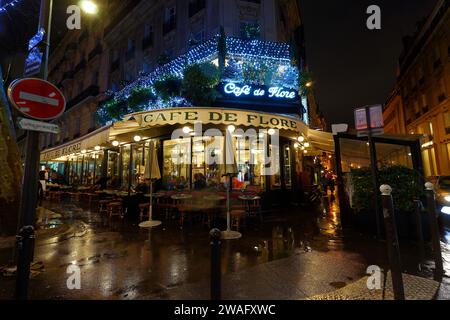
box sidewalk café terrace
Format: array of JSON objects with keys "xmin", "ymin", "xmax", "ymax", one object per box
[
  {"xmin": 38, "ymin": 36, "xmax": 335, "ymax": 213},
  {"xmin": 40, "ymin": 107, "xmax": 334, "ymax": 193}
]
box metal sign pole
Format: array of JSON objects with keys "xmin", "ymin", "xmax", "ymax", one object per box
[
  {"xmin": 366, "ymin": 107, "xmax": 381, "ymax": 238},
  {"xmin": 15, "ymin": 0, "xmax": 53, "ymax": 300}
]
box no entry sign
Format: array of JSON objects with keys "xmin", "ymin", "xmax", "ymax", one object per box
[{"xmin": 7, "ymin": 78, "xmax": 66, "ymax": 121}]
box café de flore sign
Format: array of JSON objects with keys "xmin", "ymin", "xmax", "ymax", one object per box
[{"xmin": 127, "ymin": 107, "xmax": 307, "ymax": 133}]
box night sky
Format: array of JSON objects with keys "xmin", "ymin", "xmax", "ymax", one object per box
[
  {"xmin": 299, "ymin": 0, "xmax": 437, "ymax": 126},
  {"xmin": 1, "ymin": 0, "xmax": 438, "ymax": 126}
]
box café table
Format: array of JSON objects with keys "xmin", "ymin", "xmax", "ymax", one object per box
[
  {"xmin": 171, "ymin": 194, "xmax": 193, "ymax": 227},
  {"xmin": 171, "ymin": 194, "xmax": 193, "ymax": 201},
  {"xmin": 116, "ymin": 191, "xmax": 131, "ymax": 197},
  {"xmin": 144, "ymin": 193, "xmax": 166, "ymax": 199},
  {"xmin": 203, "ymin": 195, "xmax": 226, "ymax": 202}
]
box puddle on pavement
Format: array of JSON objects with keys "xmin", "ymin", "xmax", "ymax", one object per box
[{"xmin": 1, "ymin": 194, "xmax": 450, "ymax": 300}]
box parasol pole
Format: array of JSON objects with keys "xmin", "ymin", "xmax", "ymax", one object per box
[
  {"xmin": 139, "ymin": 141, "xmax": 161, "ymax": 229},
  {"xmin": 220, "ymin": 128, "xmax": 242, "ymax": 240}
]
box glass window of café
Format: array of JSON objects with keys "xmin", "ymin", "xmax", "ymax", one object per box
[
  {"xmin": 79, "ymin": 152, "xmax": 103, "ymax": 185},
  {"xmin": 192, "ymin": 136, "xmax": 224, "ymax": 189},
  {"xmin": 131, "ymin": 142, "xmax": 150, "ymax": 187},
  {"xmin": 68, "ymin": 156, "xmax": 82, "ymax": 185},
  {"xmin": 42, "ymin": 162, "xmax": 67, "ymax": 184},
  {"xmin": 113, "ymin": 141, "xmax": 152, "ymax": 190},
  {"xmin": 232, "ymin": 135, "xmax": 266, "ymax": 191},
  {"xmin": 283, "ymin": 145, "xmax": 292, "ymax": 189},
  {"xmin": 121, "ymin": 145, "xmax": 131, "ymax": 189},
  {"xmin": 107, "ymin": 150, "xmax": 121, "ymax": 188},
  {"xmin": 163, "ymin": 137, "xmax": 225, "ymax": 190},
  {"xmin": 269, "ymin": 144, "xmax": 281, "ymax": 190},
  {"xmin": 161, "ymin": 134, "xmax": 276, "ymax": 192}
]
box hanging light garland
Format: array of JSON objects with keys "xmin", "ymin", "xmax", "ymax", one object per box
[
  {"xmin": 0, "ymin": 0, "xmax": 21, "ymax": 13},
  {"xmin": 111, "ymin": 35, "xmax": 299, "ymax": 102},
  {"xmin": 97, "ymin": 36, "xmax": 306, "ymax": 125}
]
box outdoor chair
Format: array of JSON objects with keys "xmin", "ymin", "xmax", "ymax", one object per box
[
  {"xmin": 98, "ymin": 198, "xmax": 114, "ymax": 214},
  {"xmin": 107, "ymin": 201, "xmax": 123, "ymax": 219},
  {"xmin": 155, "ymin": 196, "xmax": 176, "ymax": 220}
]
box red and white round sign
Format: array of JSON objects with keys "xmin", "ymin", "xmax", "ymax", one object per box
[{"xmin": 7, "ymin": 78, "xmax": 66, "ymax": 121}]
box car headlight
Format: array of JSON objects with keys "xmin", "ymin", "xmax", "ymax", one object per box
[
  {"xmin": 445, "ymin": 196, "xmax": 450, "ymax": 203},
  {"xmin": 441, "ymin": 206, "xmax": 450, "ymax": 215}
]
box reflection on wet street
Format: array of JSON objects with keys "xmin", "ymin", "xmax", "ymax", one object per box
[{"xmin": 0, "ymin": 192, "xmax": 449, "ymax": 300}]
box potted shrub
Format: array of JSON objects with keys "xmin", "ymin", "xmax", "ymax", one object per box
[{"xmin": 350, "ymin": 165, "xmax": 425, "ymax": 238}]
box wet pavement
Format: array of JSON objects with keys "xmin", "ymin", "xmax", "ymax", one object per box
[{"xmin": 0, "ymin": 192, "xmax": 449, "ymax": 300}]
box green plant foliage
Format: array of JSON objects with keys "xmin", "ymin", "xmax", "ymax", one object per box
[
  {"xmin": 242, "ymin": 63, "xmax": 258, "ymax": 84},
  {"xmin": 182, "ymin": 62, "xmax": 220, "ymax": 106},
  {"xmin": 128, "ymin": 87, "xmax": 155, "ymax": 110},
  {"xmin": 153, "ymin": 75, "xmax": 183, "ymax": 102},
  {"xmin": 379, "ymin": 165, "xmax": 423, "ymax": 212},
  {"xmin": 157, "ymin": 53, "xmax": 171, "ymax": 66},
  {"xmin": 95, "ymin": 98, "xmax": 128, "ymax": 125},
  {"xmin": 350, "ymin": 165, "xmax": 423, "ymax": 213},
  {"xmin": 349, "ymin": 167, "xmax": 373, "ymax": 212},
  {"xmin": 223, "ymin": 59, "xmax": 242, "ymax": 80},
  {"xmin": 289, "ymin": 37, "xmax": 299, "ymax": 68},
  {"xmin": 242, "ymin": 62, "xmax": 275, "ymax": 86},
  {"xmin": 241, "ymin": 22, "xmax": 261, "ymax": 40},
  {"xmin": 298, "ymin": 71, "xmax": 313, "ymax": 96}
]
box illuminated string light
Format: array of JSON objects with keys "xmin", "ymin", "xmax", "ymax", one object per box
[
  {"xmin": 0, "ymin": 0, "xmax": 21, "ymax": 13},
  {"xmin": 99, "ymin": 36, "xmax": 307, "ymax": 124},
  {"xmin": 111, "ymin": 36, "xmax": 299, "ymax": 102}
]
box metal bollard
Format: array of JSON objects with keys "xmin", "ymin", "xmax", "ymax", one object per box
[
  {"xmin": 210, "ymin": 228, "xmax": 222, "ymax": 300},
  {"xmin": 425, "ymin": 183, "xmax": 444, "ymax": 281},
  {"xmin": 380, "ymin": 185, "xmax": 405, "ymax": 300},
  {"xmin": 413, "ymin": 199, "xmax": 425, "ymax": 270},
  {"xmin": 15, "ymin": 225, "xmax": 36, "ymax": 300}
]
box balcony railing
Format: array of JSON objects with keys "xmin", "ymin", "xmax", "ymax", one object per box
[
  {"xmin": 111, "ymin": 59, "xmax": 120, "ymax": 72},
  {"xmin": 66, "ymin": 85, "xmax": 100, "ymax": 110},
  {"xmin": 163, "ymin": 18, "xmax": 176, "ymax": 35},
  {"xmin": 63, "ymin": 70, "xmax": 74, "ymax": 80},
  {"xmin": 79, "ymin": 30, "xmax": 88, "ymax": 42},
  {"xmin": 142, "ymin": 36, "xmax": 153, "ymax": 49},
  {"xmin": 88, "ymin": 43, "xmax": 103, "ymax": 61},
  {"xmin": 104, "ymin": 1, "xmax": 142, "ymax": 36},
  {"xmin": 189, "ymin": 0, "xmax": 205, "ymax": 17},
  {"xmin": 125, "ymin": 49, "xmax": 135, "ymax": 61},
  {"xmin": 74, "ymin": 59, "xmax": 86, "ymax": 74},
  {"xmin": 433, "ymin": 59, "xmax": 442, "ymax": 70},
  {"xmin": 66, "ymin": 42, "xmax": 77, "ymax": 52}
]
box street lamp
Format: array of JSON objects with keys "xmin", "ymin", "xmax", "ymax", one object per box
[{"xmin": 79, "ymin": 0, "xmax": 99, "ymax": 14}]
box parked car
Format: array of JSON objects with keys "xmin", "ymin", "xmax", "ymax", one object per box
[{"xmin": 434, "ymin": 176, "xmax": 450, "ymax": 228}]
